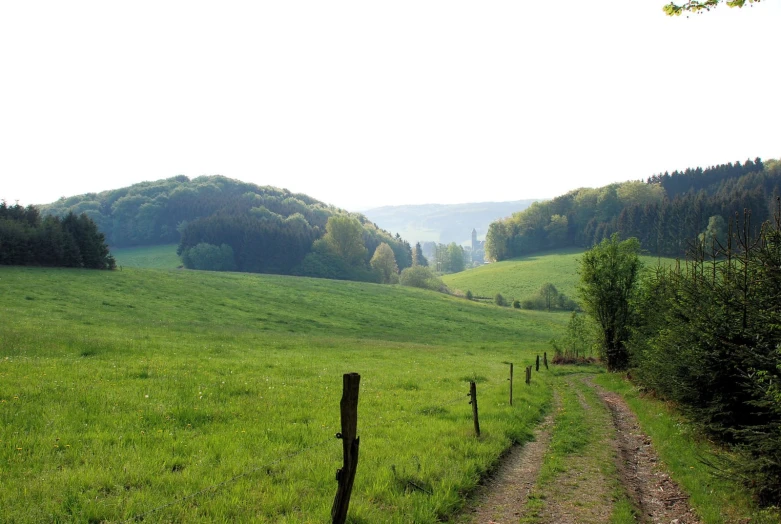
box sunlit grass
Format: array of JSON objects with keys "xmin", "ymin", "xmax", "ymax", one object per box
[
  {"xmin": 111, "ymin": 243, "xmax": 181, "ymax": 269},
  {"xmin": 443, "ymin": 247, "xmax": 674, "ymax": 303},
  {"xmin": 0, "ymin": 266, "xmax": 562, "ymax": 522}
]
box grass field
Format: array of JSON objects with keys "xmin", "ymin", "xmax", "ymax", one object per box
[
  {"xmin": 0, "ymin": 266, "xmax": 565, "ymax": 522},
  {"xmin": 3, "ymin": 260, "xmax": 775, "ymax": 523},
  {"xmin": 111, "ymin": 243, "xmax": 181, "ymax": 269},
  {"xmin": 443, "ymin": 248, "xmax": 673, "ymax": 304}
]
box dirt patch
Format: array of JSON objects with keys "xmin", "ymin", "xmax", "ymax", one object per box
[
  {"xmin": 460, "ymin": 404, "xmax": 556, "ymax": 523},
  {"xmin": 592, "ymin": 380, "xmax": 702, "ymax": 524}
]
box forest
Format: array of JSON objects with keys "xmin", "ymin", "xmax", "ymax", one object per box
[
  {"xmin": 0, "ymin": 201, "xmax": 114, "ymax": 269},
  {"xmin": 572, "ymin": 203, "xmax": 781, "ymax": 504},
  {"xmin": 39, "ymin": 175, "xmax": 413, "ymax": 281},
  {"xmin": 486, "ymin": 158, "xmax": 781, "ymax": 260}
]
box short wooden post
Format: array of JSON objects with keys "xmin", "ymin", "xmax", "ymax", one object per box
[
  {"xmin": 526, "ymin": 365, "xmax": 531, "ymax": 385},
  {"xmin": 509, "ymin": 363, "xmax": 514, "ymax": 406},
  {"xmin": 331, "ymin": 373, "xmax": 361, "ymax": 524},
  {"xmin": 543, "ymin": 352, "xmax": 548, "ymax": 370},
  {"xmin": 469, "ymin": 381, "xmax": 480, "ymax": 437},
  {"xmin": 536, "ymin": 355, "xmax": 540, "ymax": 372}
]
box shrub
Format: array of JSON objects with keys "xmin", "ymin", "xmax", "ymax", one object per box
[
  {"xmin": 181, "ymin": 243, "xmax": 236, "ymax": 271},
  {"xmin": 399, "ymin": 266, "xmax": 449, "ymax": 293},
  {"xmin": 465, "ymin": 290, "xmax": 473, "ymax": 300},
  {"xmin": 512, "ymin": 299, "xmax": 521, "ymax": 309},
  {"xmin": 494, "ymin": 293, "xmax": 506, "ymax": 307}
]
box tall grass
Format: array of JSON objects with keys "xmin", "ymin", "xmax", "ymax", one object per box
[{"xmin": 1, "ymin": 266, "xmax": 561, "ymax": 522}]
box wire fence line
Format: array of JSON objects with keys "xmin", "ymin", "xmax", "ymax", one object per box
[{"xmin": 122, "ymin": 363, "xmax": 537, "ymax": 521}]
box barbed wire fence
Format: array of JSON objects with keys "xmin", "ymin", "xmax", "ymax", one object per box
[{"xmin": 122, "ymin": 357, "xmax": 544, "ymax": 522}]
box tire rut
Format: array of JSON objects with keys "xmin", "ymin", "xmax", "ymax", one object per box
[
  {"xmin": 589, "ymin": 378, "xmax": 702, "ymax": 524},
  {"xmin": 460, "ymin": 397, "xmax": 558, "ymax": 524}
]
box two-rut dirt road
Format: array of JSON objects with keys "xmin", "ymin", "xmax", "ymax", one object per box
[{"xmin": 459, "ymin": 374, "xmax": 701, "ymax": 524}]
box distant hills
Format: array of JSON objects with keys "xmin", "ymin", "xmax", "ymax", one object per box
[{"xmin": 362, "ymin": 200, "xmax": 538, "ymax": 246}]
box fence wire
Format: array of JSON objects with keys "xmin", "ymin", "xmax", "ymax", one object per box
[{"xmin": 122, "ymin": 362, "xmax": 538, "ymax": 521}]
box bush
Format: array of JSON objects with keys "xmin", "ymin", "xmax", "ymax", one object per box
[
  {"xmin": 181, "ymin": 243, "xmax": 236, "ymax": 271},
  {"xmin": 494, "ymin": 293, "xmax": 506, "ymax": 307},
  {"xmin": 512, "ymin": 299, "xmax": 521, "ymax": 308},
  {"xmin": 465, "ymin": 290, "xmax": 473, "ymax": 300},
  {"xmin": 399, "ymin": 266, "xmax": 449, "ymax": 293}
]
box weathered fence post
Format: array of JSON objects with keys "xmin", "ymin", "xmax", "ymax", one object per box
[
  {"xmin": 469, "ymin": 381, "xmax": 480, "ymax": 437},
  {"xmin": 526, "ymin": 365, "xmax": 531, "ymax": 385},
  {"xmin": 509, "ymin": 363, "xmax": 514, "ymax": 406},
  {"xmin": 536, "ymin": 355, "xmax": 540, "ymax": 372},
  {"xmin": 331, "ymin": 373, "xmax": 361, "ymax": 524},
  {"xmin": 543, "ymin": 352, "xmax": 548, "ymax": 370}
]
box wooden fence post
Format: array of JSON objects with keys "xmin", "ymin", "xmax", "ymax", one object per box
[
  {"xmin": 331, "ymin": 373, "xmax": 361, "ymax": 524},
  {"xmin": 509, "ymin": 363, "xmax": 513, "ymax": 407},
  {"xmin": 526, "ymin": 365, "xmax": 531, "ymax": 385},
  {"xmin": 469, "ymin": 381, "xmax": 480, "ymax": 437},
  {"xmin": 536, "ymin": 355, "xmax": 540, "ymax": 372},
  {"xmin": 543, "ymin": 352, "xmax": 548, "ymax": 370}
]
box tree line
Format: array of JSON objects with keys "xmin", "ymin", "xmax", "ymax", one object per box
[
  {"xmin": 0, "ymin": 201, "xmax": 115, "ymax": 269},
  {"xmin": 486, "ymin": 158, "xmax": 780, "ymax": 260},
  {"xmin": 577, "ymin": 204, "xmax": 781, "ymax": 504},
  {"xmin": 39, "ymin": 175, "xmax": 419, "ymax": 282}
]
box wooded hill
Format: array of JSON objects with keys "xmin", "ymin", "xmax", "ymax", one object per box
[
  {"xmin": 486, "ymin": 158, "xmax": 781, "ymax": 260},
  {"xmin": 39, "ymin": 175, "xmax": 412, "ymax": 279}
]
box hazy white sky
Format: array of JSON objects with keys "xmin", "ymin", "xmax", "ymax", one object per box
[{"xmin": 1, "ymin": 1, "xmax": 779, "ymax": 211}]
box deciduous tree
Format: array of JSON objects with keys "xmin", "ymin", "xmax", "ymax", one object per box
[
  {"xmin": 578, "ymin": 234, "xmax": 642, "ymax": 371},
  {"xmin": 370, "ymin": 242, "xmax": 399, "ymax": 284}
]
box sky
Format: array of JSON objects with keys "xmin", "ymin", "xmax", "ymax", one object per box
[{"xmin": 1, "ymin": 1, "xmax": 779, "ymax": 212}]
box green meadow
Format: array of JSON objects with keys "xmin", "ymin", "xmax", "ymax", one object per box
[
  {"xmin": 111, "ymin": 243, "xmax": 181, "ymax": 269},
  {"xmin": 443, "ymin": 248, "xmax": 673, "ymax": 303},
  {"xmin": 0, "ymin": 266, "xmax": 564, "ymax": 522}
]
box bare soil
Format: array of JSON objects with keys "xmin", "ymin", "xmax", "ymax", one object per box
[
  {"xmin": 592, "ymin": 380, "xmax": 702, "ymax": 524},
  {"xmin": 460, "ymin": 376, "xmax": 702, "ymax": 524},
  {"xmin": 459, "ymin": 403, "xmax": 556, "ymax": 523}
]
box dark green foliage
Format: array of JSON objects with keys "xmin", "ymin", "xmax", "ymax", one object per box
[
  {"xmin": 0, "ymin": 201, "xmax": 114, "ymax": 269},
  {"xmin": 181, "ymin": 243, "xmax": 236, "ymax": 271},
  {"xmin": 512, "ymin": 299, "xmax": 520, "ymax": 308},
  {"xmin": 630, "ymin": 205, "xmax": 781, "ymax": 503},
  {"xmin": 494, "ymin": 293, "xmax": 506, "ymax": 307},
  {"xmin": 39, "ymin": 175, "xmax": 412, "ymax": 281},
  {"xmin": 486, "ymin": 158, "xmax": 778, "ymax": 260},
  {"xmin": 465, "ymin": 290, "xmax": 473, "ymax": 300},
  {"xmin": 412, "ymin": 242, "xmax": 428, "ymax": 267},
  {"xmin": 579, "ymin": 234, "xmax": 642, "ymax": 371}
]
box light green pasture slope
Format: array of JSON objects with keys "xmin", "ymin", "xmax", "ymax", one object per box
[
  {"xmin": 111, "ymin": 243, "xmax": 181, "ymax": 269},
  {"xmin": 444, "ymin": 248, "xmax": 673, "ymax": 303},
  {"xmin": 0, "ymin": 266, "xmax": 565, "ymax": 523}
]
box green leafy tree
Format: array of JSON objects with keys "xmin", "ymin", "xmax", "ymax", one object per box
[
  {"xmin": 698, "ymin": 215, "xmax": 727, "ymax": 246},
  {"xmin": 578, "ymin": 234, "xmax": 642, "ymax": 371},
  {"xmin": 370, "ymin": 242, "xmax": 399, "ymax": 284},
  {"xmin": 323, "ymin": 215, "xmax": 367, "ymax": 266},
  {"xmin": 181, "ymin": 243, "xmax": 236, "ymax": 271},
  {"xmin": 663, "ymin": 0, "xmax": 762, "ymax": 16},
  {"xmin": 539, "ymin": 283, "xmax": 559, "ymax": 311}
]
